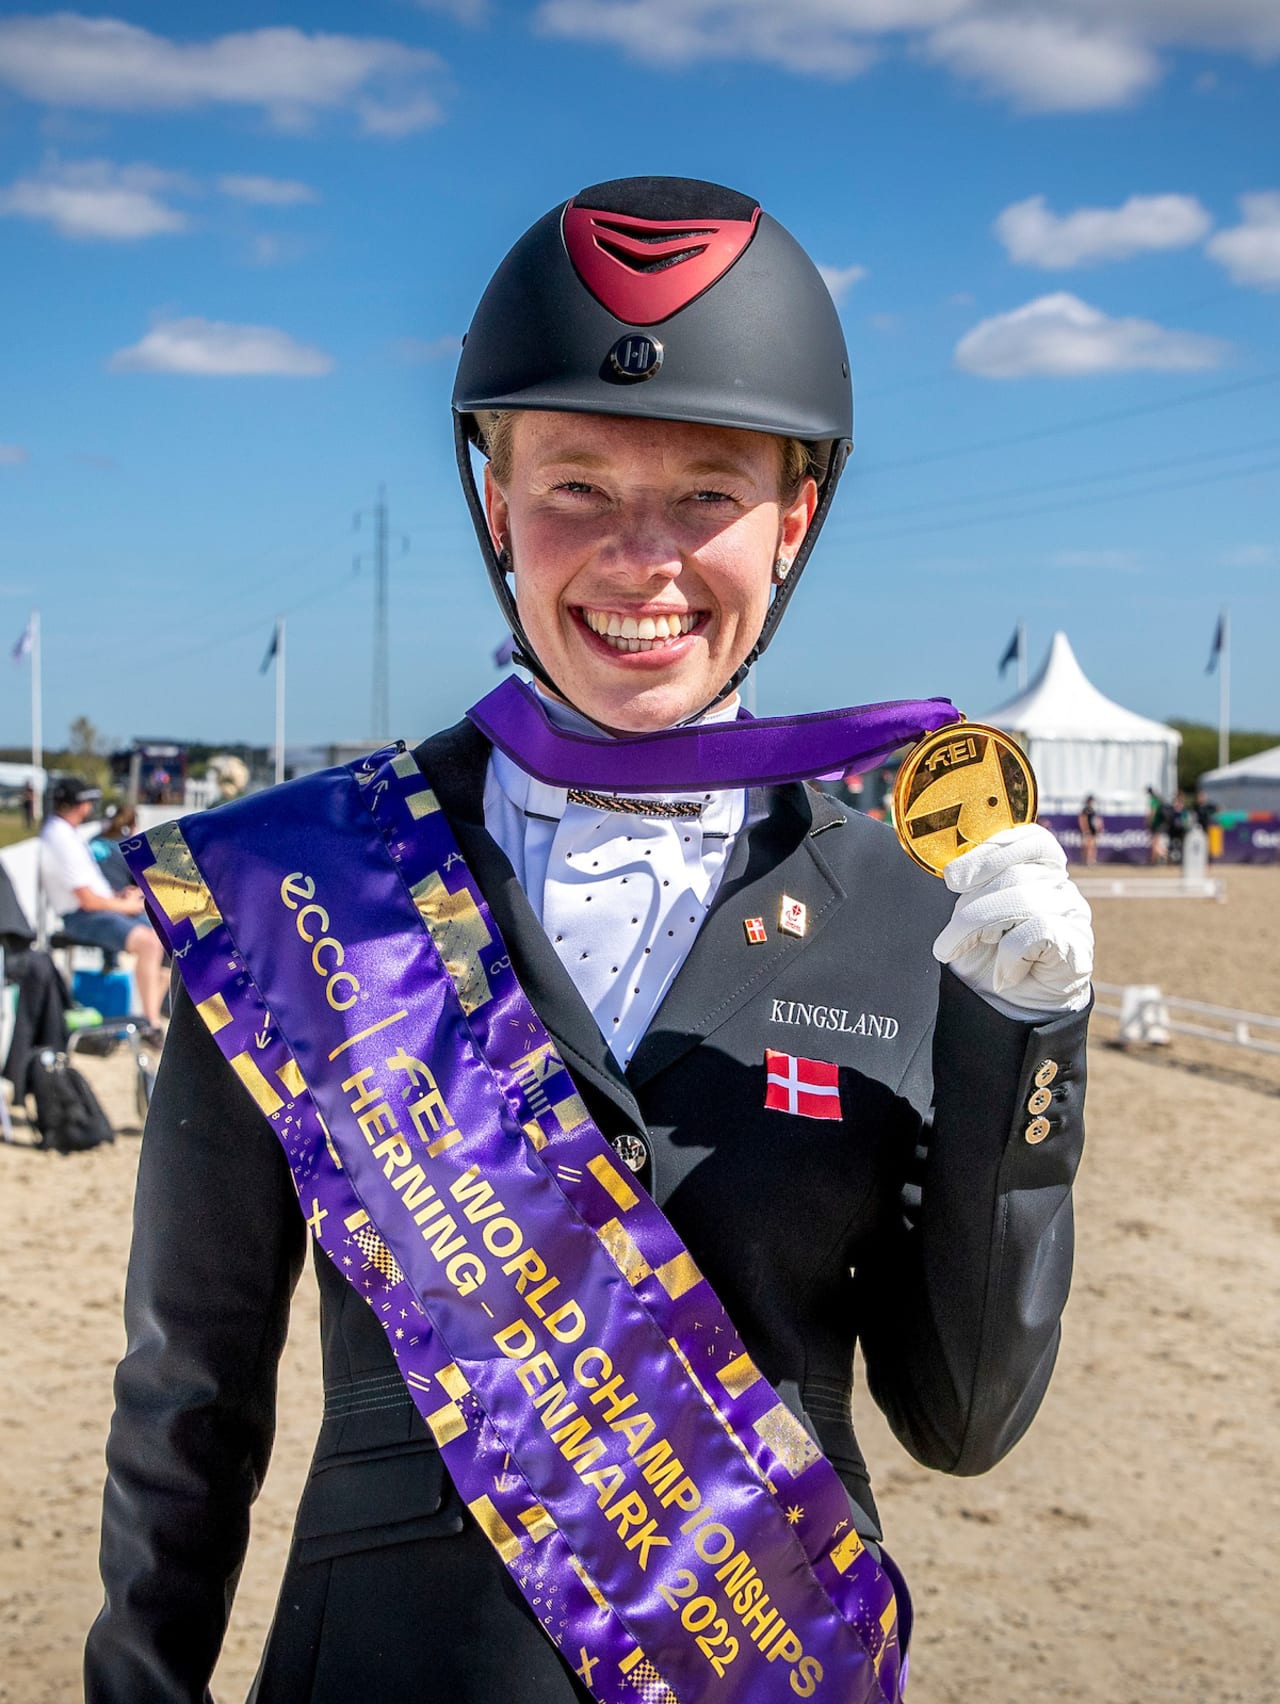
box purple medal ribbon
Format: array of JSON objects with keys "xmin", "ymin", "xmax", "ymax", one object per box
[
  {"xmin": 467, "ymin": 676, "xmax": 960, "ymax": 793},
  {"xmin": 124, "ymin": 746, "xmax": 911, "ymax": 1704}
]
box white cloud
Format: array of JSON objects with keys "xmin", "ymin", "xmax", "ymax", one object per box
[
  {"xmin": 409, "ymin": 0, "xmax": 491, "ymax": 21},
  {"xmin": 1219, "ymin": 542, "xmax": 1278, "ymax": 568},
  {"xmin": 217, "ymin": 173, "xmax": 319, "ymax": 206},
  {"xmin": 394, "ymin": 334, "xmax": 463, "ymax": 363},
  {"xmin": 818, "ymin": 262, "xmax": 868, "ymax": 303},
  {"xmin": 0, "ymin": 156, "xmax": 192, "ymax": 240},
  {"xmin": 534, "ymin": 0, "xmax": 884, "ymax": 76},
  {"xmin": 0, "ymin": 13, "xmax": 444, "ymax": 136},
  {"xmin": 0, "ymin": 444, "xmax": 30, "ymax": 465},
  {"xmin": 923, "ymin": 16, "xmax": 1158, "ymax": 111},
  {"xmin": 954, "ymin": 292, "xmax": 1226, "ymax": 378},
  {"xmin": 532, "ymin": 0, "xmax": 1280, "ymax": 110},
  {"xmin": 1206, "ymin": 192, "xmax": 1280, "ymax": 290},
  {"xmin": 996, "ymin": 192, "xmax": 1213, "ymax": 268},
  {"xmin": 109, "ymin": 316, "xmax": 334, "ymax": 377}
]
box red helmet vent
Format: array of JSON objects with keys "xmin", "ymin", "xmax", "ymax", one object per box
[{"xmin": 563, "ymin": 201, "xmax": 761, "ymax": 326}]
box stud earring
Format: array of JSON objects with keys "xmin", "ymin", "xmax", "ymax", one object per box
[
  {"xmin": 773, "ymin": 556, "xmax": 792, "ymax": 582},
  {"xmin": 497, "ymin": 543, "xmax": 512, "ymax": 571}
]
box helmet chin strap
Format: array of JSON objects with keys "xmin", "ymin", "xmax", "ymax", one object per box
[{"xmin": 454, "ymin": 414, "xmax": 852, "ymax": 735}]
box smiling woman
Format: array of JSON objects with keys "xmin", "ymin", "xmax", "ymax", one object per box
[
  {"xmin": 483, "ymin": 411, "xmax": 817, "ymax": 731},
  {"xmin": 88, "ymin": 176, "xmax": 1094, "ymax": 1704}
]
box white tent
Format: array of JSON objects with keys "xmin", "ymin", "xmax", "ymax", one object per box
[
  {"xmin": 981, "ymin": 631, "xmax": 1180, "ymax": 816},
  {"xmin": 1198, "ymin": 744, "xmax": 1280, "ymax": 814}
]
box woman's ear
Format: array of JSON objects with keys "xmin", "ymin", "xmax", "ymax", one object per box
[
  {"xmin": 483, "ymin": 462, "xmax": 511, "ymax": 562},
  {"xmin": 779, "ymin": 474, "xmax": 819, "ymax": 564}
]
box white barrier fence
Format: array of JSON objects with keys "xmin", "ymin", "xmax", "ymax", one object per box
[{"xmin": 1092, "ymin": 980, "xmax": 1280, "ymax": 1058}]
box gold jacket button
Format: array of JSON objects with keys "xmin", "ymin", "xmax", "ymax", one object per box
[
  {"xmin": 1025, "ymin": 1116, "xmax": 1052, "ymax": 1145},
  {"xmin": 1034, "ymin": 1060, "xmax": 1059, "ymax": 1089},
  {"xmin": 1027, "ymin": 1087, "xmax": 1053, "ymax": 1115}
]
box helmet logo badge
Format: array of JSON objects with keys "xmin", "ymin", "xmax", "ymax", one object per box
[{"xmin": 607, "ymin": 334, "xmax": 663, "ymax": 382}]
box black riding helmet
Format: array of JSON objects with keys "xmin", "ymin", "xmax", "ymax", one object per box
[{"xmin": 453, "ymin": 175, "xmax": 853, "ymax": 719}]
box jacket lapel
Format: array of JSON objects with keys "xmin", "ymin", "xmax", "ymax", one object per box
[
  {"xmin": 626, "ymin": 785, "xmax": 849, "ymax": 1088},
  {"xmin": 411, "ymin": 721, "xmax": 645, "ymax": 1129}
]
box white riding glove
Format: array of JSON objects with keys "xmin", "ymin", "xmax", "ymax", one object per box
[{"xmin": 932, "ymin": 824, "xmax": 1093, "ymax": 1018}]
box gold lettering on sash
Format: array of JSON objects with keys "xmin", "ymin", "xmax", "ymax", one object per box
[
  {"xmin": 276, "ymin": 1057, "xmax": 306, "ymax": 1099},
  {"xmin": 523, "ymin": 1120, "xmax": 547, "ymax": 1151},
  {"xmin": 195, "ymin": 991, "xmax": 233, "ymax": 1034},
  {"xmin": 753, "ymin": 1403, "xmax": 822, "ymax": 1479},
  {"xmin": 586, "ymin": 1154, "xmax": 639, "ymax": 1212},
  {"xmin": 553, "ymin": 1093, "xmax": 589, "ymax": 1133},
  {"xmin": 874, "ymin": 1599, "xmax": 898, "ymax": 1672},
  {"xmin": 830, "ymin": 1526, "xmax": 865, "ymax": 1574},
  {"xmin": 654, "ymin": 1252, "xmax": 702, "ymax": 1301},
  {"xmin": 716, "ymin": 1352, "xmax": 763, "ymax": 1399},
  {"xmin": 344, "ymin": 1208, "xmax": 370, "ymax": 1231},
  {"xmin": 437, "ymin": 1362, "xmax": 471, "ymax": 1401},
  {"xmin": 391, "ymin": 752, "xmax": 421, "ymax": 780},
  {"xmin": 406, "ymin": 786, "xmax": 441, "ymax": 820},
  {"xmin": 426, "ymin": 1398, "xmax": 467, "ymax": 1445},
  {"xmin": 349, "ymin": 1222, "xmax": 405, "ymax": 1287},
  {"xmin": 519, "ymin": 1504, "xmax": 556, "ymax": 1544},
  {"xmin": 619, "ymin": 1652, "xmax": 677, "ymax": 1702},
  {"xmin": 141, "ymin": 823, "xmax": 222, "ymax": 938},
  {"xmin": 411, "ymin": 870, "xmax": 493, "ymax": 1014},
  {"xmin": 427, "ymin": 1127, "xmax": 463, "ymax": 1158},
  {"xmin": 598, "ymin": 1218, "xmax": 651, "ymax": 1286},
  {"xmin": 468, "ymin": 1494, "xmax": 522, "ymax": 1563},
  {"xmin": 568, "ymin": 1554, "xmax": 608, "ymax": 1611},
  {"xmin": 228, "ymin": 1051, "xmax": 284, "ymax": 1116}
]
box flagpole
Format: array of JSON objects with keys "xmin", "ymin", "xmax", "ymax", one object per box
[
  {"xmin": 274, "ymin": 615, "xmax": 286, "ymax": 786},
  {"xmin": 30, "ymin": 608, "xmax": 43, "ymax": 823},
  {"xmin": 1218, "ymin": 605, "xmax": 1230, "ymax": 770}
]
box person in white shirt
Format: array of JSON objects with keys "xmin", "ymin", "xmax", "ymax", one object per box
[{"xmin": 39, "ymin": 776, "xmax": 165, "ymax": 1036}]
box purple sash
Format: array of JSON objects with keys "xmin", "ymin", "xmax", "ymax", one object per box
[
  {"xmin": 124, "ymin": 748, "xmax": 906, "ymax": 1704},
  {"xmin": 468, "ymin": 677, "xmax": 959, "ymax": 792}
]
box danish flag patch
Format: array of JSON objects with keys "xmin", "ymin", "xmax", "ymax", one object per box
[{"xmin": 764, "ymin": 1049, "xmax": 842, "ymax": 1121}]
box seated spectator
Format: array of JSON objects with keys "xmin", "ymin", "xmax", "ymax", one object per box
[
  {"xmin": 39, "ymin": 777, "xmax": 164, "ymax": 1041},
  {"xmin": 90, "ymin": 804, "xmax": 138, "ymax": 893},
  {"xmin": 0, "ymin": 859, "xmax": 73, "ymax": 1105}
]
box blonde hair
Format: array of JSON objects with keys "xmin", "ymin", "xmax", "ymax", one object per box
[{"xmin": 479, "ymin": 410, "xmax": 815, "ymax": 498}]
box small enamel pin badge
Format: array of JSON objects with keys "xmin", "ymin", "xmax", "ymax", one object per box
[
  {"xmin": 744, "ymin": 917, "xmax": 767, "ymax": 944},
  {"xmin": 779, "ymin": 895, "xmax": 807, "ymax": 938}
]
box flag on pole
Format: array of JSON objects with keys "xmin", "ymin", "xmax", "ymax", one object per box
[
  {"xmin": 260, "ymin": 627, "xmax": 279, "ymax": 674},
  {"xmin": 1206, "ymin": 614, "xmax": 1224, "ymax": 674},
  {"xmin": 997, "ymin": 627, "xmax": 1020, "ymax": 676},
  {"xmin": 494, "ymin": 634, "xmax": 517, "ymax": 669},
  {"xmin": 12, "ymin": 619, "xmax": 33, "ymax": 663}
]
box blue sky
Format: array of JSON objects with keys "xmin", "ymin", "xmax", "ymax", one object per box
[{"xmin": 1, "ymin": 0, "xmax": 1277, "ymax": 757}]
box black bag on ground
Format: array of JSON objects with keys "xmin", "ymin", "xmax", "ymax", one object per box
[{"xmin": 28, "ymin": 1049, "xmax": 114, "ymax": 1153}]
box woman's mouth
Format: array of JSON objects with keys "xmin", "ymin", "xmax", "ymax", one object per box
[{"xmin": 577, "ymin": 607, "xmax": 704, "ymax": 654}]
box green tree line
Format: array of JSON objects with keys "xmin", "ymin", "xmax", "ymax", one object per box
[{"xmin": 1170, "ymin": 721, "xmax": 1279, "ymax": 792}]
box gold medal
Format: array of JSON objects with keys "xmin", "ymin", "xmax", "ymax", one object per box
[{"xmin": 892, "ymin": 721, "xmax": 1038, "ymax": 877}]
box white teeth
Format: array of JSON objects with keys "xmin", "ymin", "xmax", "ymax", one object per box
[{"xmin": 583, "ymin": 610, "xmax": 702, "ymax": 650}]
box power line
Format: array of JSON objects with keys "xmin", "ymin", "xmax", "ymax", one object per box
[
  {"xmin": 157, "ymin": 565, "xmax": 356, "ymax": 667},
  {"xmin": 834, "ymin": 435, "xmax": 1280, "ymax": 528},
  {"xmin": 859, "ymin": 370, "xmax": 1280, "ymax": 476},
  {"xmin": 850, "ymin": 452, "xmax": 1280, "ymax": 546}
]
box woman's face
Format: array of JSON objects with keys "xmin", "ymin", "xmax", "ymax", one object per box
[{"xmin": 484, "ymin": 411, "xmax": 817, "ymax": 733}]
